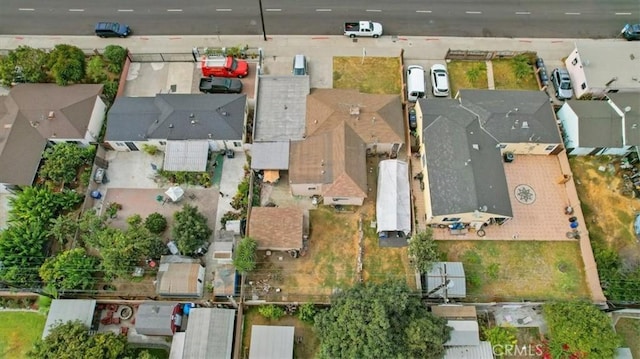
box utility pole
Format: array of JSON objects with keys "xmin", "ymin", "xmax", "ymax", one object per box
[{"xmin": 258, "ymin": 0, "xmax": 267, "ymax": 41}]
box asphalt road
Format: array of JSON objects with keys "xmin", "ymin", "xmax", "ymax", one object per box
[{"xmin": 0, "ymin": 0, "xmax": 638, "ymax": 38}]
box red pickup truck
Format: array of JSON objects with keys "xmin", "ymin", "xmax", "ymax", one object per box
[{"xmin": 200, "ymin": 56, "xmax": 249, "ymax": 78}]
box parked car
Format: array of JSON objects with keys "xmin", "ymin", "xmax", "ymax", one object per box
[
  {"xmin": 199, "ymin": 77, "xmax": 243, "ymax": 94},
  {"xmin": 408, "ymin": 108, "xmax": 417, "ymax": 130},
  {"xmin": 538, "ymin": 68, "xmax": 549, "ymax": 86},
  {"xmin": 95, "ymin": 22, "xmax": 131, "ymax": 38},
  {"xmin": 201, "ymin": 56, "xmax": 249, "ymax": 78},
  {"xmin": 621, "ymin": 23, "xmax": 640, "ymax": 41},
  {"xmin": 430, "ymin": 64, "xmax": 450, "ymax": 97},
  {"xmin": 292, "ymin": 54, "xmax": 308, "ymax": 75},
  {"xmin": 406, "ymin": 65, "xmax": 425, "ymax": 102},
  {"xmin": 551, "ymin": 68, "xmax": 573, "ymax": 100},
  {"xmin": 344, "ymin": 21, "xmax": 383, "ymax": 38}
]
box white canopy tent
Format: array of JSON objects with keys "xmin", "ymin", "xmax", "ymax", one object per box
[
  {"xmin": 376, "ymin": 159, "xmax": 411, "ymax": 235},
  {"xmin": 165, "ymin": 186, "xmax": 185, "ymax": 202}
]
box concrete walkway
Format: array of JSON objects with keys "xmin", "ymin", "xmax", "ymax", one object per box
[{"xmin": 485, "ymin": 60, "xmax": 496, "ymax": 90}]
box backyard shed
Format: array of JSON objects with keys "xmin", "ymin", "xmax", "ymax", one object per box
[
  {"xmin": 444, "ymin": 341, "xmax": 494, "ymax": 359},
  {"xmin": 182, "ymin": 308, "xmax": 236, "ymax": 359},
  {"xmin": 376, "ymin": 159, "xmax": 411, "ymax": 236},
  {"xmin": 157, "ymin": 255, "xmax": 206, "ymax": 298},
  {"xmin": 135, "ymin": 302, "xmax": 181, "ymax": 336},
  {"xmin": 248, "ymin": 207, "xmax": 305, "ymax": 251},
  {"xmin": 42, "ymin": 299, "xmax": 97, "ymax": 339},
  {"xmin": 425, "ymin": 262, "xmax": 467, "ymax": 298},
  {"xmin": 249, "ymin": 325, "xmax": 295, "ymax": 359}
]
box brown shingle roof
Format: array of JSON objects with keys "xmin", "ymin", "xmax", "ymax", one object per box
[
  {"xmin": 248, "ymin": 207, "xmax": 304, "ymax": 251},
  {"xmin": 289, "ymin": 123, "xmax": 367, "ymax": 199},
  {"xmin": 0, "ymin": 84, "xmax": 103, "ymax": 185},
  {"xmin": 305, "ymin": 89, "xmax": 404, "ymax": 145}
]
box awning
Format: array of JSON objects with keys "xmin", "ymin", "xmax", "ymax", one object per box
[
  {"xmin": 376, "ymin": 159, "xmax": 411, "ymax": 235},
  {"xmin": 164, "ymin": 140, "xmax": 209, "ymax": 172},
  {"xmin": 263, "ymin": 170, "xmax": 280, "ymax": 183},
  {"xmin": 165, "ymin": 186, "xmax": 185, "ymax": 202}
]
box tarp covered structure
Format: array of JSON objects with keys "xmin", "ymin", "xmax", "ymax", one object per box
[
  {"xmin": 376, "ymin": 159, "xmax": 411, "ymax": 235},
  {"xmin": 165, "ymin": 186, "xmax": 185, "ymax": 202}
]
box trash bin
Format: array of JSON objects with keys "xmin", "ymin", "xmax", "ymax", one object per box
[{"xmin": 90, "ymin": 190, "xmax": 102, "ymax": 199}]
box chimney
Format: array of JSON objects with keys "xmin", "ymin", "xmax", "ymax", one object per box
[{"xmin": 47, "ymin": 111, "xmax": 55, "ymax": 120}]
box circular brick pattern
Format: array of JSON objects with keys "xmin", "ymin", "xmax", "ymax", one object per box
[{"xmin": 514, "ymin": 184, "xmax": 536, "ymax": 204}]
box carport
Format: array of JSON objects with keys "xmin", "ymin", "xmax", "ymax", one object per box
[
  {"xmin": 376, "ymin": 160, "xmax": 411, "ymax": 245},
  {"xmin": 164, "ymin": 140, "xmax": 210, "ymax": 172}
]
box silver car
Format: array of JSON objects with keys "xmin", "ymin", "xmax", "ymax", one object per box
[{"xmin": 551, "ymin": 68, "xmax": 573, "ymax": 100}]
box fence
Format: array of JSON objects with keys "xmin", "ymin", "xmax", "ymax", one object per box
[{"xmin": 445, "ymin": 49, "xmax": 532, "ymax": 61}]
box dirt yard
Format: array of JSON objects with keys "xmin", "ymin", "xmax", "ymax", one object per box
[
  {"xmin": 333, "ymin": 57, "xmax": 402, "ymax": 94},
  {"xmin": 241, "ymin": 307, "xmax": 319, "ymax": 359},
  {"xmin": 570, "ymin": 156, "xmax": 640, "ymax": 267}
]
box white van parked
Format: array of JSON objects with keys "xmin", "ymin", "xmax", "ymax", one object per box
[{"xmin": 406, "ymin": 65, "xmax": 425, "ymax": 102}]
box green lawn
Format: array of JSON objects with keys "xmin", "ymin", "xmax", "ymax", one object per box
[
  {"xmin": 616, "ymin": 317, "xmax": 640, "ymax": 359},
  {"xmin": 438, "ymin": 241, "xmax": 591, "ymax": 302},
  {"xmin": 0, "ymin": 311, "xmax": 46, "ymax": 359},
  {"xmin": 446, "ymin": 61, "xmax": 488, "ymax": 96},
  {"xmin": 333, "ymin": 57, "xmax": 402, "ymax": 94},
  {"xmin": 492, "ymin": 59, "xmax": 539, "ymax": 90}
]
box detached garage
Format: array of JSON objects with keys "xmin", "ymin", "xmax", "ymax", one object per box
[{"xmin": 376, "ymin": 159, "xmax": 411, "ymax": 246}]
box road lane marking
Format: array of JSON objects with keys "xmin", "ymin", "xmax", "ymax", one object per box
[
  {"xmin": 564, "ymin": 12, "xmax": 581, "ymax": 15},
  {"xmin": 167, "ymin": 9, "xmax": 183, "ymax": 12},
  {"xmin": 416, "ymin": 10, "xmax": 432, "ymax": 13},
  {"xmin": 265, "ymin": 8, "xmax": 282, "ymax": 12},
  {"xmin": 18, "ymin": 8, "xmax": 35, "ymax": 11},
  {"xmin": 316, "ymin": 9, "xmax": 332, "ymax": 12},
  {"xmin": 466, "ymin": 11, "xmax": 482, "ymax": 14},
  {"xmin": 615, "ymin": 12, "xmax": 632, "ymax": 15},
  {"xmin": 69, "ymin": 9, "xmax": 84, "ymax": 12},
  {"xmin": 216, "ymin": 8, "xmax": 232, "ymax": 12},
  {"xmin": 366, "ymin": 9, "xmax": 382, "ymax": 12},
  {"xmin": 117, "ymin": 9, "xmax": 134, "ymax": 12},
  {"xmin": 515, "ymin": 11, "xmax": 531, "ymax": 15}
]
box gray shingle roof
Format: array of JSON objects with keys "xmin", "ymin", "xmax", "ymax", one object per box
[
  {"xmin": 420, "ymin": 99, "xmax": 512, "ymax": 217},
  {"xmin": 105, "ymin": 94, "xmax": 246, "ymax": 142},
  {"xmin": 459, "ymin": 90, "xmax": 561, "ymax": 144},
  {"xmin": 565, "ymin": 100, "xmax": 622, "ymax": 148}
]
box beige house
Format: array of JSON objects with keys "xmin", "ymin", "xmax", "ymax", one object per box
[
  {"xmin": 415, "ymin": 90, "xmax": 563, "ymax": 226},
  {"xmin": 0, "ymin": 84, "xmax": 105, "ymax": 187}
]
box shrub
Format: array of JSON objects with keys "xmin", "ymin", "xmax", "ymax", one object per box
[
  {"xmin": 141, "ymin": 144, "xmax": 159, "ymax": 156},
  {"xmin": 86, "ymin": 55, "xmax": 107, "ymax": 83},
  {"xmin": 104, "ymin": 45, "xmax": 128, "ymax": 73},
  {"xmin": 258, "ymin": 305, "xmax": 285, "ymax": 320},
  {"xmin": 47, "ymin": 44, "xmax": 86, "ymax": 85},
  {"xmin": 101, "ymin": 80, "xmax": 119, "ymax": 102},
  {"xmin": 297, "ymin": 303, "xmax": 317, "ymax": 324},
  {"xmin": 145, "ymin": 213, "xmax": 168, "ymax": 234}
]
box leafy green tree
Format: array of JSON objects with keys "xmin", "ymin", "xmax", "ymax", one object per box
[
  {"xmin": 543, "ymin": 301, "xmax": 622, "ymax": 359},
  {"xmin": 46, "ymin": 44, "xmax": 86, "ymax": 85},
  {"xmin": 315, "ymin": 281, "xmax": 451, "ymax": 359},
  {"xmin": 0, "ymin": 46, "xmax": 48, "ymax": 86},
  {"xmin": 0, "ymin": 221, "xmax": 48, "ymax": 287},
  {"xmin": 297, "ymin": 303, "xmax": 317, "ymax": 324},
  {"xmin": 39, "ymin": 143, "xmax": 95, "ymax": 185},
  {"xmin": 9, "ymin": 187, "xmax": 81, "ymax": 224},
  {"xmin": 233, "ymin": 237, "xmax": 257, "ymax": 274},
  {"xmin": 103, "ymin": 45, "xmax": 128, "ymax": 73},
  {"xmin": 49, "ymin": 213, "xmax": 79, "ymax": 246},
  {"xmin": 258, "ymin": 304, "xmax": 285, "ymax": 320},
  {"xmin": 172, "ymin": 204, "xmax": 212, "ymax": 255},
  {"xmin": 407, "ymin": 229, "xmax": 441, "ymax": 273},
  {"xmin": 99, "ymin": 229, "xmax": 138, "ymax": 280},
  {"xmin": 483, "ymin": 326, "xmax": 518, "ymax": 358},
  {"xmin": 39, "ymin": 248, "xmax": 98, "ymax": 293},
  {"xmin": 145, "ymin": 212, "xmax": 167, "ymax": 234},
  {"xmin": 77, "ymin": 209, "xmax": 107, "ymax": 248},
  {"xmin": 28, "ymin": 320, "xmax": 133, "ymax": 359},
  {"xmin": 86, "ymin": 55, "xmax": 107, "ymax": 83}
]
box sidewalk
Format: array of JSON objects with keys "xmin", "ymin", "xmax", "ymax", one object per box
[{"xmin": 0, "ymin": 34, "xmax": 594, "ymax": 62}]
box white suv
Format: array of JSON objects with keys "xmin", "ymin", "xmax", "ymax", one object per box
[{"xmin": 430, "ymin": 64, "xmax": 450, "ymax": 97}]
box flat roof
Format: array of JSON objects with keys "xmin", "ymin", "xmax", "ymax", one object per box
[
  {"xmin": 574, "ymin": 41, "xmax": 640, "ymax": 91},
  {"xmin": 254, "ymin": 76, "xmax": 309, "ymax": 142},
  {"xmin": 183, "ymin": 308, "xmax": 236, "ymax": 359},
  {"xmin": 42, "ymin": 299, "xmax": 96, "ymax": 339},
  {"xmin": 250, "ymin": 141, "xmax": 290, "ymax": 170},
  {"xmin": 164, "ymin": 140, "xmax": 209, "ymax": 172},
  {"xmin": 249, "ymin": 325, "xmax": 295, "ymax": 359}
]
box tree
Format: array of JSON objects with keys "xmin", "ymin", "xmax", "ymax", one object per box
[
  {"xmin": 258, "ymin": 304, "xmax": 285, "ymax": 320},
  {"xmin": 172, "ymin": 204, "xmax": 212, "ymax": 255},
  {"xmin": 0, "ymin": 221, "xmax": 49, "ymax": 287},
  {"xmin": 39, "ymin": 143, "xmax": 95, "ymax": 185},
  {"xmin": 314, "ymin": 281, "xmax": 451, "ymax": 359},
  {"xmin": 0, "ymin": 46, "xmax": 48, "ymax": 86},
  {"xmin": 542, "ymin": 301, "xmax": 622, "ymax": 359},
  {"xmin": 49, "ymin": 213, "xmax": 79, "ymax": 246},
  {"xmin": 9, "ymin": 187, "xmax": 82, "ymax": 224},
  {"xmin": 78, "ymin": 209, "xmax": 107, "ymax": 248},
  {"xmin": 145, "ymin": 212, "xmax": 167, "ymax": 234},
  {"xmin": 407, "ymin": 229, "xmax": 441, "ymax": 273},
  {"xmin": 46, "ymin": 44, "xmax": 86, "ymax": 85},
  {"xmin": 297, "ymin": 302, "xmax": 317, "ymax": 324},
  {"xmin": 39, "ymin": 248, "xmax": 98, "ymax": 293},
  {"xmin": 233, "ymin": 237, "xmax": 257, "ymax": 274},
  {"xmin": 103, "ymin": 45, "xmax": 128, "ymax": 73},
  {"xmin": 28, "ymin": 320, "xmax": 135, "ymax": 359},
  {"xmin": 86, "ymin": 55, "xmax": 107, "ymax": 83}
]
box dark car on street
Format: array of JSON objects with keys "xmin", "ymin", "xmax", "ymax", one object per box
[
  {"xmin": 622, "ymin": 23, "xmax": 640, "ymax": 41},
  {"xmin": 95, "ymin": 22, "xmax": 131, "ymax": 38},
  {"xmin": 199, "ymin": 77, "xmax": 243, "ymax": 94}
]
